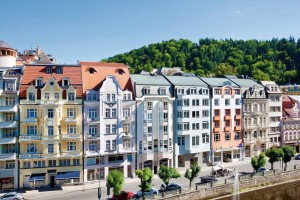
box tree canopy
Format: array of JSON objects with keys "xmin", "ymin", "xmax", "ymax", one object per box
[
  {"xmin": 158, "ymin": 165, "xmax": 180, "ymax": 186},
  {"xmin": 136, "ymin": 168, "xmax": 154, "ymax": 198},
  {"xmin": 251, "ymin": 153, "xmax": 267, "ymax": 172},
  {"xmin": 106, "ymin": 170, "xmax": 124, "ymax": 195},
  {"xmin": 103, "ymin": 37, "xmax": 300, "ymax": 84},
  {"xmin": 184, "ymin": 163, "xmax": 201, "ymax": 187},
  {"xmin": 266, "ymin": 148, "xmax": 284, "ymax": 170},
  {"xmin": 281, "ymin": 145, "xmax": 296, "ymax": 167}
]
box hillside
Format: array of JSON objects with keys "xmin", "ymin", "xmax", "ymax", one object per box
[{"xmin": 102, "ymin": 37, "xmax": 300, "ymax": 84}]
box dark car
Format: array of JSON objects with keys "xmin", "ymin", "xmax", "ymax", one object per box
[
  {"xmin": 166, "ymin": 183, "xmax": 182, "ymax": 191},
  {"xmin": 200, "ymin": 175, "xmax": 217, "ymax": 183},
  {"xmin": 295, "ymin": 154, "xmax": 300, "ymax": 160},
  {"xmin": 112, "ymin": 191, "xmax": 135, "ymax": 200}
]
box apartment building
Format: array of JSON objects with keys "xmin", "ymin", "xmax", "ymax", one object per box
[
  {"xmin": 164, "ymin": 75, "xmax": 210, "ymax": 168},
  {"xmin": 200, "ymin": 77, "xmax": 243, "ymax": 164},
  {"xmin": 282, "ymin": 95, "xmax": 300, "ymax": 153},
  {"xmin": 81, "ymin": 62, "xmax": 135, "ymax": 182},
  {"xmin": 19, "ymin": 64, "xmax": 83, "ymax": 189},
  {"xmin": 228, "ymin": 76, "xmax": 269, "ymax": 158},
  {"xmin": 131, "ymin": 74, "xmax": 174, "ymax": 174},
  {"xmin": 261, "ymin": 81, "xmax": 282, "ymax": 147}
]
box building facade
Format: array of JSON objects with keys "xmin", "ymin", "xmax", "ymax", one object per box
[
  {"xmin": 164, "ymin": 75, "xmax": 210, "ymax": 169},
  {"xmin": 0, "ymin": 67, "xmax": 22, "ymax": 190},
  {"xmin": 131, "ymin": 74, "xmax": 174, "ymax": 173},
  {"xmin": 200, "ymin": 77, "xmax": 243, "ymax": 164},
  {"xmin": 228, "ymin": 76, "xmax": 269, "ymax": 158},
  {"xmin": 81, "ymin": 62, "xmax": 135, "ymax": 182},
  {"xmin": 19, "ymin": 64, "xmax": 83, "ymax": 189}
]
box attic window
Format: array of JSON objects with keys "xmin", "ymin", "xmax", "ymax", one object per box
[
  {"xmin": 62, "ymin": 78, "xmax": 69, "ymax": 87},
  {"xmin": 35, "ymin": 78, "xmax": 43, "ymax": 87},
  {"xmin": 46, "ymin": 67, "xmax": 53, "ymax": 74},
  {"xmin": 89, "ymin": 68, "xmax": 97, "ymax": 74},
  {"xmin": 56, "ymin": 67, "xmax": 63, "ymax": 74},
  {"xmin": 117, "ymin": 69, "xmax": 125, "ymax": 75},
  {"xmin": 0, "ymin": 71, "xmax": 3, "ymax": 77}
]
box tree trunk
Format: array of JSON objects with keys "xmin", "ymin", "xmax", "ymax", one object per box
[
  {"xmin": 285, "ymin": 162, "xmax": 287, "ymax": 168},
  {"xmin": 271, "ymin": 163, "xmax": 274, "ymax": 170}
]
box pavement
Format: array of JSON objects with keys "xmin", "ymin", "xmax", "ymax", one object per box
[{"xmin": 18, "ymin": 159, "xmax": 252, "ymax": 200}]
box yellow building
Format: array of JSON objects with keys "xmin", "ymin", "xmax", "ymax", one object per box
[{"xmin": 19, "ymin": 64, "xmax": 83, "ymax": 189}]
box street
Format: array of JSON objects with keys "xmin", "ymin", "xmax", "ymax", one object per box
[{"xmin": 23, "ymin": 159, "xmax": 300, "ymax": 200}]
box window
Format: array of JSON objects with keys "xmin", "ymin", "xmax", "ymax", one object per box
[
  {"xmin": 67, "ymin": 125, "xmax": 76, "ymax": 134},
  {"xmin": 236, "ymin": 109, "xmax": 240, "ymax": 115},
  {"xmin": 112, "ymin": 140, "xmax": 116, "ymax": 150},
  {"xmin": 147, "ymin": 102, "xmax": 152, "ymax": 110},
  {"xmin": 192, "ymin": 99, "xmax": 200, "ymax": 106},
  {"xmin": 214, "ymin": 109, "xmax": 220, "ymax": 116},
  {"xmin": 105, "ymin": 109, "xmax": 110, "ymax": 118},
  {"xmin": 46, "ymin": 67, "xmax": 52, "ymax": 74},
  {"xmin": 29, "ymin": 92, "xmax": 35, "ymax": 101},
  {"xmin": 107, "ymin": 94, "xmax": 110, "ymax": 102},
  {"xmin": 59, "ymin": 159, "xmax": 70, "ymax": 166},
  {"xmin": 183, "ymin": 110, "xmax": 189, "ymax": 118},
  {"xmin": 163, "ymin": 125, "xmax": 168, "ymax": 132},
  {"xmin": 143, "ymin": 87, "xmax": 150, "ymax": 95},
  {"xmin": 225, "ymin": 120, "xmax": 230, "ymax": 127},
  {"xmin": 112, "ymin": 124, "xmax": 117, "ymax": 134},
  {"xmin": 225, "ymin": 109, "xmax": 230, "ymax": 116},
  {"xmin": 6, "ymin": 162, "xmax": 15, "ymax": 169},
  {"xmin": 202, "ymin": 110, "xmax": 209, "ymax": 117},
  {"xmin": 73, "ymin": 159, "xmax": 80, "ymax": 166},
  {"xmin": 89, "ymin": 108, "xmax": 98, "ymax": 118},
  {"xmin": 48, "ymin": 109, "xmax": 54, "ymax": 118},
  {"xmin": 163, "ymin": 112, "xmax": 168, "ymax": 121},
  {"xmin": 44, "ymin": 93, "xmax": 50, "ymax": 100},
  {"xmin": 202, "ymin": 99, "xmax": 209, "ymax": 106},
  {"xmin": 183, "ymin": 99, "xmax": 189, "ymax": 106},
  {"xmin": 27, "ymin": 126, "xmax": 37, "ymax": 135},
  {"xmin": 214, "ymin": 99, "xmax": 219, "ymax": 106},
  {"xmin": 192, "ymin": 111, "xmax": 199, "ymax": 118},
  {"xmin": 177, "ymin": 100, "xmax": 182, "ymax": 106},
  {"xmin": 106, "ymin": 125, "xmax": 111, "ymax": 134},
  {"xmin": 202, "ymin": 121, "xmax": 209, "ymax": 129},
  {"xmin": 89, "ymin": 125, "xmax": 98, "ymax": 135},
  {"xmin": 67, "ymin": 108, "xmax": 76, "ymax": 118},
  {"xmin": 27, "ymin": 143, "xmax": 37, "ymax": 153},
  {"xmin": 192, "ymin": 123, "xmax": 200, "ymax": 130},
  {"xmin": 67, "ymin": 142, "xmax": 76, "ymax": 151},
  {"xmin": 68, "ymin": 93, "xmax": 75, "ymax": 101},
  {"xmin": 27, "ymin": 109, "xmax": 37, "ymax": 118},
  {"xmin": 48, "ymin": 126, "xmax": 54, "ymax": 135},
  {"xmin": 178, "ymin": 136, "xmax": 185, "ymax": 146},
  {"xmin": 214, "ymin": 134, "xmax": 220, "ymax": 142},
  {"xmin": 123, "ymin": 108, "xmax": 130, "ymax": 117},
  {"xmin": 214, "ymin": 89, "xmax": 221, "ymax": 95},
  {"xmin": 33, "ymin": 161, "xmax": 45, "ymax": 168},
  {"xmin": 48, "ymin": 144, "xmax": 54, "ymax": 153},
  {"xmin": 87, "ymin": 93, "xmax": 97, "ymax": 101},
  {"xmin": 235, "ymin": 99, "xmax": 241, "ymax": 105},
  {"xmin": 6, "ymin": 113, "xmax": 15, "ymax": 121},
  {"xmin": 62, "ymin": 78, "xmax": 69, "ymax": 87},
  {"xmin": 190, "ymin": 88, "xmax": 197, "ymax": 94},
  {"xmin": 5, "ymin": 82, "xmax": 14, "ymax": 91},
  {"xmin": 112, "ymin": 109, "xmax": 117, "ymax": 118},
  {"xmin": 112, "ymin": 94, "xmax": 116, "ymax": 102},
  {"xmin": 192, "ymin": 136, "xmax": 200, "ymax": 146},
  {"xmin": 183, "ymin": 123, "xmax": 189, "ymax": 130},
  {"xmin": 147, "ymin": 113, "xmax": 152, "ymax": 120},
  {"xmin": 225, "ymin": 133, "xmax": 231, "ymax": 141},
  {"xmin": 234, "ymin": 132, "xmax": 240, "ymax": 140},
  {"xmin": 235, "ymin": 90, "xmax": 240, "ymax": 95},
  {"xmin": 23, "ymin": 161, "xmax": 31, "ymax": 168},
  {"xmin": 225, "ymin": 99, "xmax": 230, "ymax": 106},
  {"xmin": 202, "ymin": 134, "xmax": 209, "ymax": 143},
  {"xmin": 54, "ymin": 93, "xmax": 60, "ymax": 99},
  {"xmin": 89, "ymin": 141, "xmax": 97, "ymax": 151},
  {"xmin": 106, "ymin": 141, "xmax": 111, "ymax": 150},
  {"xmin": 159, "ymin": 87, "xmax": 166, "ymax": 95},
  {"xmin": 177, "ymin": 88, "xmax": 184, "ymax": 94},
  {"xmin": 148, "ymin": 126, "xmax": 152, "ymax": 133},
  {"xmin": 56, "ymin": 67, "xmax": 63, "ymax": 74},
  {"xmin": 48, "ymin": 160, "xmax": 56, "ymax": 167},
  {"xmin": 36, "ymin": 78, "xmax": 43, "ymax": 86},
  {"xmin": 123, "ymin": 124, "xmax": 130, "ymax": 133}
]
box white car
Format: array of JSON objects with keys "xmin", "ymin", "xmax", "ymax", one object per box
[
  {"xmin": 137, "ymin": 188, "xmax": 158, "ymax": 197},
  {"xmin": 257, "ymin": 167, "xmax": 269, "ymax": 173},
  {"xmin": 0, "ymin": 192, "xmax": 24, "ymax": 200}
]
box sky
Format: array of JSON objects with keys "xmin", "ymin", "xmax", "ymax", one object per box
[{"xmin": 1, "ymin": 0, "xmax": 300, "ymax": 64}]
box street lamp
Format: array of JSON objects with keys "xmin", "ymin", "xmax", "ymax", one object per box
[{"xmin": 98, "ymin": 153, "xmax": 101, "ymax": 200}]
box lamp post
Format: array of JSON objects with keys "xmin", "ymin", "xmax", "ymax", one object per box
[{"xmin": 98, "ymin": 153, "xmax": 101, "ymax": 200}]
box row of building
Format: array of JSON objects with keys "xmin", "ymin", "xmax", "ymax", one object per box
[{"xmin": 0, "ymin": 41, "xmax": 299, "ymax": 191}]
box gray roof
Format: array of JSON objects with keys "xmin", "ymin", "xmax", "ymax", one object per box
[
  {"xmin": 164, "ymin": 75, "xmax": 208, "ymax": 86},
  {"xmin": 200, "ymin": 77, "xmax": 239, "ymax": 87},
  {"xmin": 0, "ymin": 40, "xmax": 13, "ymax": 49},
  {"xmin": 130, "ymin": 74, "xmax": 171, "ymax": 86},
  {"xmin": 227, "ymin": 78, "xmax": 264, "ymax": 88}
]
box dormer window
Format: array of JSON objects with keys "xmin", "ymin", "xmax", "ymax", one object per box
[
  {"xmin": 46, "ymin": 67, "xmax": 53, "ymax": 74},
  {"xmin": 56, "ymin": 67, "xmax": 63, "ymax": 74},
  {"xmin": 177, "ymin": 88, "xmax": 184, "ymax": 95},
  {"xmin": 5, "ymin": 82, "xmax": 14, "ymax": 91},
  {"xmin": 68, "ymin": 93, "xmax": 75, "ymax": 101},
  {"xmin": 159, "ymin": 87, "xmax": 166, "ymax": 95},
  {"xmin": 62, "ymin": 78, "xmax": 69, "ymax": 87},
  {"xmin": 35, "ymin": 78, "xmax": 43, "ymax": 87},
  {"xmin": 202, "ymin": 89, "xmax": 208, "ymax": 94},
  {"xmin": 117, "ymin": 69, "xmax": 125, "ymax": 75},
  {"xmin": 190, "ymin": 88, "xmax": 196, "ymax": 94},
  {"xmin": 89, "ymin": 68, "xmax": 96, "ymax": 74},
  {"xmin": 143, "ymin": 87, "xmax": 150, "ymax": 95},
  {"xmin": 29, "ymin": 93, "xmax": 35, "ymax": 101}
]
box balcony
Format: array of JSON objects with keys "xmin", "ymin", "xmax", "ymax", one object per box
[
  {"xmin": 235, "ymin": 115, "xmax": 241, "ymax": 120},
  {"xmin": 85, "ymin": 150, "xmax": 101, "ymax": 157},
  {"xmin": 60, "ymin": 151, "xmax": 82, "ymax": 157},
  {"xmin": 0, "ymin": 153, "xmax": 17, "ymax": 160},
  {"xmin": 43, "ymin": 153, "xmax": 60, "ymax": 158},
  {"xmin": 213, "ymin": 116, "xmax": 220, "ymax": 121},
  {"xmin": 64, "ymin": 117, "xmax": 77, "ymax": 123},
  {"xmin": 121, "ymin": 116, "xmax": 131, "ymax": 122},
  {"xmin": 43, "ymin": 135, "xmax": 60, "ymax": 140},
  {"xmin": 0, "ymin": 121, "xmax": 17, "ymax": 128},
  {"xmin": 19, "ymin": 135, "xmax": 42, "ymax": 141},
  {"xmin": 235, "ymin": 125, "xmax": 242, "ymax": 131},
  {"xmin": 0, "ymin": 137, "xmax": 17, "ymax": 144},
  {"xmin": 224, "ymin": 126, "xmax": 231, "ymax": 132},
  {"xmin": 121, "ymin": 132, "xmax": 133, "ymax": 138},
  {"xmin": 85, "ymin": 134, "xmax": 100, "ymax": 140},
  {"xmin": 0, "ymin": 105, "xmax": 17, "ymax": 112},
  {"xmin": 224, "ymin": 115, "xmax": 231, "ymax": 120},
  {"xmin": 22, "ymin": 118, "xmax": 38, "ymax": 123},
  {"xmin": 213, "ymin": 127, "xmax": 221, "ymax": 132},
  {"xmin": 60, "ymin": 134, "xmax": 82, "ymax": 140},
  {"xmin": 87, "ymin": 117, "xmax": 100, "ymax": 123},
  {"xmin": 19, "ymin": 153, "xmax": 42, "ymax": 159}
]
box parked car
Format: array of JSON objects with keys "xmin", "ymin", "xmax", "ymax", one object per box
[
  {"xmin": 257, "ymin": 167, "xmax": 270, "ymax": 173},
  {"xmin": 0, "ymin": 192, "xmax": 24, "ymax": 200},
  {"xmin": 112, "ymin": 191, "xmax": 135, "ymax": 200},
  {"xmin": 294, "ymin": 154, "xmax": 300, "ymax": 160},
  {"xmin": 136, "ymin": 188, "xmax": 158, "ymax": 197},
  {"xmin": 160, "ymin": 183, "xmax": 182, "ymax": 192},
  {"xmin": 200, "ymin": 175, "xmax": 218, "ymax": 183}
]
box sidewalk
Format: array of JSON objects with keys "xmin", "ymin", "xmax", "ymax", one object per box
[{"xmin": 21, "ymin": 159, "xmax": 251, "ymax": 199}]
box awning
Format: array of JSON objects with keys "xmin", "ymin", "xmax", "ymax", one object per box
[
  {"xmin": 56, "ymin": 171, "xmax": 80, "ymax": 180},
  {"xmin": 29, "ymin": 173, "xmax": 46, "ymax": 182}
]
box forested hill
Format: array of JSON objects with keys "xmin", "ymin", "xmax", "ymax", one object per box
[{"xmin": 102, "ymin": 38, "xmax": 300, "ymax": 84}]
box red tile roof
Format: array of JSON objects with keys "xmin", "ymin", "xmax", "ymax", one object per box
[
  {"xmin": 20, "ymin": 65, "xmax": 83, "ymax": 99},
  {"xmin": 80, "ymin": 62, "xmax": 133, "ymax": 97}
]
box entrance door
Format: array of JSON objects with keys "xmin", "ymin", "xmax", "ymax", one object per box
[
  {"xmin": 50, "ymin": 176, "xmax": 55, "ymax": 187},
  {"xmin": 154, "ymin": 166, "xmax": 157, "ymax": 174},
  {"xmin": 127, "ymin": 165, "xmax": 132, "ymax": 178},
  {"xmin": 23, "ymin": 176, "xmax": 30, "ymax": 189}
]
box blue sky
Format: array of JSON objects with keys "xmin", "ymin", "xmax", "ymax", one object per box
[{"xmin": 1, "ymin": 0, "xmax": 300, "ymax": 64}]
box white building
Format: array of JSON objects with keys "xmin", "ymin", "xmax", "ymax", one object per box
[
  {"xmin": 164, "ymin": 75, "xmax": 210, "ymax": 169},
  {"xmin": 131, "ymin": 74, "xmax": 175, "ymax": 174}
]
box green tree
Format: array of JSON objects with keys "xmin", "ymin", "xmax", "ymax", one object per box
[
  {"xmin": 265, "ymin": 148, "xmax": 284, "ymax": 170},
  {"xmin": 251, "ymin": 153, "xmax": 267, "ymax": 172},
  {"xmin": 281, "ymin": 145, "xmax": 296, "ymax": 168},
  {"xmin": 158, "ymin": 165, "xmax": 180, "ymax": 186},
  {"xmin": 106, "ymin": 170, "xmax": 124, "ymax": 195},
  {"xmin": 184, "ymin": 163, "xmax": 201, "ymax": 187},
  {"xmin": 136, "ymin": 168, "xmax": 153, "ymax": 199}
]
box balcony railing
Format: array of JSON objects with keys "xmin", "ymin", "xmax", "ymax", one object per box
[
  {"xmin": 0, "ymin": 153, "xmax": 17, "ymax": 160},
  {"xmin": 60, "ymin": 134, "xmax": 82, "ymax": 139},
  {"xmin": 87, "ymin": 117, "xmax": 100, "ymax": 123},
  {"xmin": 19, "ymin": 135, "xmax": 42, "ymax": 140},
  {"xmin": 121, "ymin": 116, "xmax": 131, "ymax": 121},
  {"xmin": 85, "ymin": 150, "xmax": 101, "ymax": 156},
  {"xmin": 60, "ymin": 151, "xmax": 82, "ymax": 157},
  {"xmin": 64, "ymin": 117, "xmax": 77, "ymax": 122},
  {"xmin": 22, "ymin": 118, "xmax": 38, "ymax": 123},
  {"xmin": 0, "ymin": 121, "xmax": 17, "ymax": 128},
  {"xmin": 0, "ymin": 105, "xmax": 17, "ymax": 112},
  {"xmin": 0, "ymin": 137, "xmax": 17, "ymax": 144},
  {"xmin": 85, "ymin": 134, "xmax": 100, "ymax": 140},
  {"xmin": 43, "ymin": 135, "xmax": 60, "ymax": 140},
  {"xmin": 19, "ymin": 153, "xmax": 42, "ymax": 159}
]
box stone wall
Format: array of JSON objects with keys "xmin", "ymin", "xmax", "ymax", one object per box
[{"xmin": 160, "ymin": 168, "xmax": 300, "ymax": 200}]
